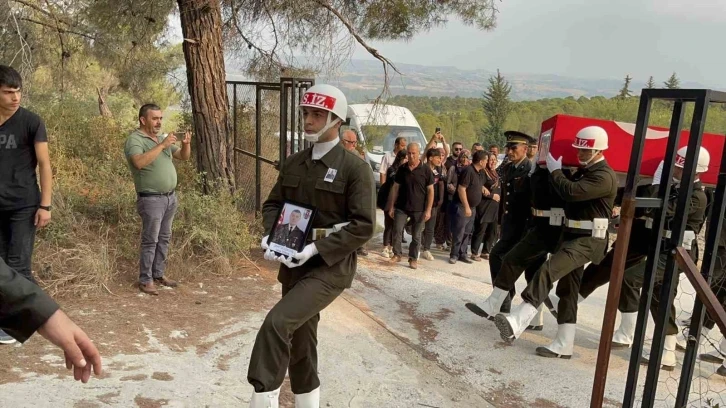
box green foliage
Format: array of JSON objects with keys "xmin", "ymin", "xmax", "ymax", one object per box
[
  {"xmin": 618, "ymin": 75, "xmax": 633, "ymax": 99},
  {"xmin": 481, "ymin": 69, "xmax": 512, "ymax": 147},
  {"xmin": 646, "ymin": 76, "xmax": 656, "ymax": 89},
  {"xmin": 388, "ymin": 93, "xmax": 726, "ymax": 146},
  {"xmin": 664, "ymin": 72, "xmax": 681, "ymax": 89}
]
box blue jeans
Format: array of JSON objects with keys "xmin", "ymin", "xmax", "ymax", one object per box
[
  {"xmin": 0, "ymin": 206, "xmax": 37, "ymax": 282},
  {"xmin": 449, "ymin": 203, "xmax": 474, "ymax": 260},
  {"xmin": 136, "ymin": 193, "xmax": 178, "ymax": 284}
]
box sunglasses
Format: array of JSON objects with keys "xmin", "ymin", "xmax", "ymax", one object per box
[{"xmin": 454, "ymin": 148, "xmax": 463, "ymax": 151}]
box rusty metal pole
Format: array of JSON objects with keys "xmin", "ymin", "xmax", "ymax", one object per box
[{"xmin": 590, "ymin": 197, "xmax": 635, "ymax": 408}]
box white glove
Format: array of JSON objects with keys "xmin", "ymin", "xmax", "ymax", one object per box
[
  {"xmin": 280, "ymin": 243, "xmax": 319, "ymax": 269},
  {"xmin": 652, "ymin": 160, "xmax": 664, "ymax": 185},
  {"xmin": 261, "ymin": 235, "xmax": 270, "ymax": 250},
  {"xmin": 264, "ymin": 249, "xmax": 279, "ymax": 261},
  {"xmin": 546, "ymin": 152, "xmax": 562, "ymax": 173}
]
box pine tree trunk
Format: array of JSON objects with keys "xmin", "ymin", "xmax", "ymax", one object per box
[{"xmin": 176, "ymin": 0, "xmax": 234, "ymax": 193}]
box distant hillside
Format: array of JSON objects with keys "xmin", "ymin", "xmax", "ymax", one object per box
[{"xmin": 318, "ymin": 59, "xmax": 711, "ymax": 102}]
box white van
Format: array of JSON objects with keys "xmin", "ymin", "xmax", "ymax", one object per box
[{"xmin": 343, "ymin": 104, "xmax": 428, "ymax": 187}]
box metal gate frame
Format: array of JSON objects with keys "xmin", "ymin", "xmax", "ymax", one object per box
[
  {"xmin": 590, "ymin": 88, "xmax": 726, "ymax": 407},
  {"xmin": 228, "ymin": 77, "xmax": 314, "ymax": 212}
]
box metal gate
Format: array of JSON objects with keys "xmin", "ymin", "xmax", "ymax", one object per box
[{"xmin": 227, "ymin": 77, "xmax": 314, "ymax": 212}]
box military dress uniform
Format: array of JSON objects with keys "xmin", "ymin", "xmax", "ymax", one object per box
[
  {"xmin": 271, "ymin": 223, "xmax": 306, "ymax": 249},
  {"xmin": 494, "ymin": 158, "xmax": 618, "ymax": 349},
  {"xmin": 0, "ymin": 257, "xmax": 59, "ymax": 343},
  {"xmin": 247, "ymin": 143, "xmax": 375, "ymax": 396},
  {"xmin": 488, "ymin": 131, "xmax": 545, "ymax": 313},
  {"xmin": 466, "ymin": 165, "xmax": 568, "ymax": 331}
]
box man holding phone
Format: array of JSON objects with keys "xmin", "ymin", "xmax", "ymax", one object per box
[
  {"xmin": 124, "ymin": 104, "xmax": 191, "ymax": 295},
  {"xmin": 426, "ymin": 128, "xmax": 450, "ymax": 161}
]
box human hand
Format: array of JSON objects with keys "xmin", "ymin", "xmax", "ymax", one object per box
[
  {"xmin": 279, "ymin": 244, "xmax": 319, "ymax": 268},
  {"xmin": 260, "ymin": 235, "xmax": 270, "ymax": 250},
  {"xmin": 162, "ymin": 133, "xmax": 177, "ymax": 148},
  {"xmin": 35, "ymin": 208, "xmax": 51, "ymax": 228},
  {"xmin": 181, "ymin": 131, "xmax": 191, "ymax": 145},
  {"xmin": 424, "ymin": 210, "xmax": 431, "ymax": 222},
  {"xmin": 546, "ymin": 153, "xmax": 562, "ymax": 173},
  {"xmin": 492, "ymin": 194, "xmax": 500, "ymax": 202},
  {"xmin": 37, "ymin": 310, "xmax": 102, "ymax": 383},
  {"xmin": 464, "ymin": 206, "xmax": 472, "ymax": 217}
]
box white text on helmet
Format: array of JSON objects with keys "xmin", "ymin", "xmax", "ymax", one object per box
[{"xmin": 302, "ymin": 92, "xmax": 336, "ymax": 110}]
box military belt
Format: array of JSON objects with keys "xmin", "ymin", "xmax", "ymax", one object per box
[
  {"xmin": 564, "ymin": 219, "xmax": 594, "ymax": 230},
  {"xmin": 310, "ymin": 222, "xmax": 350, "ymax": 242},
  {"xmin": 664, "ymin": 230, "xmax": 697, "ymax": 248},
  {"xmin": 531, "ymin": 208, "xmax": 551, "ymax": 217}
]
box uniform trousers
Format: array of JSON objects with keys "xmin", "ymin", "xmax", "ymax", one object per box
[
  {"xmin": 521, "ymin": 232, "xmax": 608, "ymax": 318},
  {"xmin": 247, "ymin": 276, "xmax": 343, "ymax": 394},
  {"xmin": 489, "ymin": 216, "xmax": 541, "ymax": 313},
  {"xmin": 495, "ymin": 222, "xmax": 582, "ymax": 323},
  {"xmin": 579, "ymin": 239, "xmax": 649, "ymax": 312}
]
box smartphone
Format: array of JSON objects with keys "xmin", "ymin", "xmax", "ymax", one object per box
[{"xmin": 435, "ymin": 127, "xmax": 441, "ymax": 133}]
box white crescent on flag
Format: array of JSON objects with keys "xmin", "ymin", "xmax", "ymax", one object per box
[{"xmin": 614, "ymin": 121, "xmax": 671, "ymax": 140}]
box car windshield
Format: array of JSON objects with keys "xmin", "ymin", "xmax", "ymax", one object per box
[{"xmin": 361, "ymin": 125, "xmax": 426, "ymax": 154}]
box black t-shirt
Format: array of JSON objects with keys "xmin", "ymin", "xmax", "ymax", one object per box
[
  {"xmin": 395, "ymin": 161, "xmax": 434, "ymax": 212},
  {"xmin": 431, "ymin": 165, "xmax": 444, "ymax": 208},
  {"xmin": 0, "ymin": 107, "xmax": 48, "ymax": 210},
  {"xmin": 454, "ymin": 165, "xmax": 483, "ymax": 208}
]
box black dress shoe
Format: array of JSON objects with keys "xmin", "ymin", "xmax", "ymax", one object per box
[{"xmin": 526, "ymin": 325, "xmax": 544, "ymax": 331}]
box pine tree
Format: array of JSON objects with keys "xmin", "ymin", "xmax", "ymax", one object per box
[
  {"xmin": 646, "ymin": 76, "xmax": 656, "ymax": 88},
  {"xmin": 664, "ymin": 72, "xmax": 680, "ymax": 89},
  {"xmin": 618, "ymin": 75, "xmax": 633, "ymax": 98},
  {"xmin": 482, "ymin": 69, "xmax": 513, "ymax": 145}
]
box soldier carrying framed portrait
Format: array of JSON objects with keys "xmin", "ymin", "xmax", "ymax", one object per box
[{"xmin": 266, "ymin": 201, "xmax": 316, "ymax": 258}]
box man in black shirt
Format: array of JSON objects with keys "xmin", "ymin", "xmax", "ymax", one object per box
[
  {"xmin": 387, "ymin": 143, "xmax": 434, "ymax": 270},
  {"xmin": 445, "ymin": 142, "xmax": 463, "ymax": 172},
  {"xmin": 448, "ymin": 150, "xmax": 486, "ymax": 264},
  {"xmin": 0, "ymin": 65, "xmax": 53, "ymax": 344}
]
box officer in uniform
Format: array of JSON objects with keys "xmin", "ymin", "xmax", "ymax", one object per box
[
  {"xmin": 493, "ymin": 126, "xmax": 618, "ymax": 358},
  {"xmin": 466, "ymin": 159, "xmax": 579, "ymax": 348},
  {"xmin": 248, "ymin": 84, "xmax": 375, "ymax": 408},
  {"xmin": 488, "ymin": 131, "xmax": 546, "ymax": 314}
]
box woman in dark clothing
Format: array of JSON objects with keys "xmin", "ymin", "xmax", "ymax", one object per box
[
  {"xmin": 471, "ymin": 152, "xmax": 501, "ymax": 260},
  {"xmin": 378, "ymin": 150, "xmax": 408, "ymax": 258}
]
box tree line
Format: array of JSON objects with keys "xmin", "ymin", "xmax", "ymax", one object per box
[{"xmin": 388, "ymin": 72, "xmax": 726, "ymax": 149}]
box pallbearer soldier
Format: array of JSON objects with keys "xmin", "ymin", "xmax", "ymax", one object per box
[
  {"xmin": 546, "ymin": 147, "xmax": 709, "ymax": 367},
  {"xmin": 629, "ymin": 147, "xmax": 708, "ymax": 370},
  {"xmin": 488, "ymin": 131, "xmax": 546, "ymax": 314},
  {"xmin": 248, "ymin": 84, "xmax": 375, "ymax": 407},
  {"xmin": 493, "ymin": 126, "xmax": 617, "ymax": 359},
  {"xmin": 466, "ymin": 160, "xmax": 574, "ymax": 342}
]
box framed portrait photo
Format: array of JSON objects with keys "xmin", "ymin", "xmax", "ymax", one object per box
[{"xmin": 266, "ymin": 201, "xmax": 317, "ymax": 258}]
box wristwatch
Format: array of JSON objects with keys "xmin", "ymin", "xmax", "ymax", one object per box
[{"xmin": 39, "ymin": 205, "xmax": 52, "ymax": 211}]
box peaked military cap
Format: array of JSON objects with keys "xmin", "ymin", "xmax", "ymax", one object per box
[{"xmin": 504, "ymin": 130, "xmax": 536, "ymax": 147}]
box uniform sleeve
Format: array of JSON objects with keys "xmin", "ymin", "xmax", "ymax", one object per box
[
  {"xmin": 316, "ymin": 161, "xmax": 376, "ymax": 266},
  {"xmin": 262, "ymin": 171, "xmax": 285, "ymax": 235},
  {"xmin": 550, "ymin": 169, "xmax": 614, "ymax": 202},
  {"xmin": 0, "ymin": 259, "xmax": 59, "ymax": 343}
]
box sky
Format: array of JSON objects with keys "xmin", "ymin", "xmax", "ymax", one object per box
[{"xmin": 349, "ymin": 0, "xmax": 726, "ymax": 87}]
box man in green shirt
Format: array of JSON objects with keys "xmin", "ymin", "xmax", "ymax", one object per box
[{"xmin": 124, "ymin": 104, "xmax": 191, "ymax": 295}]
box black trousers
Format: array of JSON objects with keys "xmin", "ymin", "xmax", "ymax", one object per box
[
  {"xmin": 620, "ymin": 259, "xmax": 678, "ymax": 335},
  {"xmin": 422, "ymin": 206, "xmax": 439, "ymax": 251},
  {"xmin": 449, "ymin": 204, "xmax": 475, "ymax": 260},
  {"xmin": 494, "ymin": 223, "xmax": 583, "ymax": 321},
  {"xmin": 382, "ymin": 211, "xmax": 395, "ymax": 247},
  {"xmin": 0, "ymin": 206, "xmax": 37, "ymax": 282},
  {"xmin": 703, "ymin": 248, "xmax": 726, "ymax": 330},
  {"xmin": 579, "ymin": 239, "xmax": 648, "ymax": 312},
  {"xmin": 521, "ymin": 233, "xmax": 608, "ymax": 318},
  {"xmin": 489, "ymin": 216, "xmax": 538, "ymax": 313},
  {"xmin": 248, "ymin": 277, "xmax": 343, "ymax": 394},
  {"xmin": 471, "ymin": 205, "xmax": 497, "ymax": 256},
  {"xmin": 393, "ymin": 209, "xmax": 425, "ymax": 259}
]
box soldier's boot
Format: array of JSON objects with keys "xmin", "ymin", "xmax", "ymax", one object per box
[
  {"xmin": 699, "ymin": 337, "xmax": 726, "ymax": 364},
  {"xmin": 465, "ymin": 287, "xmax": 509, "ymax": 321},
  {"xmin": 536, "ymin": 324, "xmax": 576, "ymax": 359},
  {"xmin": 294, "ymin": 387, "xmax": 320, "ymax": 408},
  {"xmin": 250, "ymin": 387, "xmax": 280, "ymax": 408},
  {"xmin": 612, "ymin": 312, "xmax": 637, "ymax": 349},
  {"xmin": 544, "ymin": 293, "xmax": 585, "ymax": 320},
  {"xmin": 527, "ymin": 305, "xmax": 545, "ymax": 331},
  {"xmin": 494, "ymin": 302, "xmax": 539, "ymax": 344},
  {"xmin": 639, "ymin": 335, "xmax": 677, "ymax": 371},
  {"xmin": 676, "ymin": 326, "xmax": 711, "ymax": 352}
]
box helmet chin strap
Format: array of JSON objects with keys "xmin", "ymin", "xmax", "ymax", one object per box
[
  {"xmin": 304, "ymin": 112, "xmax": 341, "ymax": 143},
  {"xmin": 578, "ymin": 150, "xmax": 600, "ymax": 167}
]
